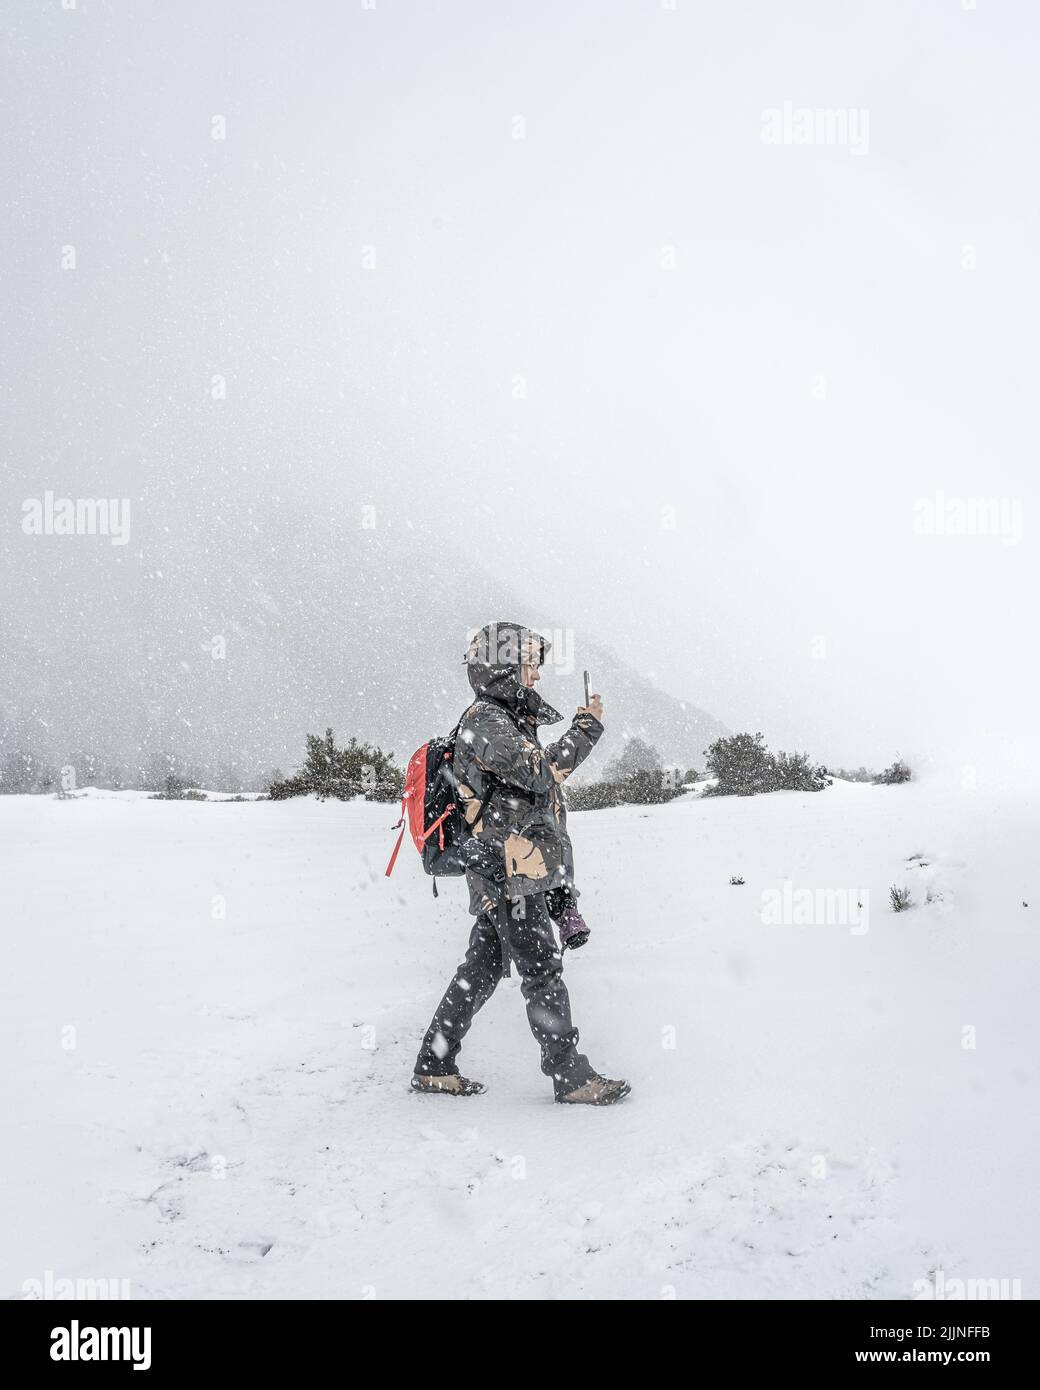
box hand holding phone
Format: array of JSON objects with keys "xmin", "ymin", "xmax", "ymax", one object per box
[{"xmin": 580, "ymin": 671, "xmax": 603, "ymax": 723}]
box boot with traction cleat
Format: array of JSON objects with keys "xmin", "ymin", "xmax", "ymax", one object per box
[{"xmin": 410, "ymin": 1073, "xmax": 486, "ymax": 1097}]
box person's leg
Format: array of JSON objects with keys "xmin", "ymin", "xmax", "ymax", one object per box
[
  {"xmin": 504, "ymin": 894, "xmax": 598, "ymax": 1099},
  {"xmin": 414, "ymin": 913, "xmax": 503, "ymax": 1078}
]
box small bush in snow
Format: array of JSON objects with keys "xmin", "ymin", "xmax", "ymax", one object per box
[
  {"xmin": 729, "ymin": 875, "xmax": 745, "ymax": 886},
  {"xmin": 773, "ymin": 750, "xmax": 830, "ymax": 792},
  {"xmin": 270, "ymin": 728, "xmax": 404, "ymax": 803},
  {"xmin": 566, "ymin": 767, "xmax": 682, "ymax": 811},
  {"xmin": 150, "ymin": 774, "xmax": 207, "ymax": 801},
  {"xmin": 702, "ymin": 732, "xmax": 776, "ymax": 796},
  {"xmin": 565, "ymin": 780, "xmax": 623, "ymax": 811},
  {"xmin": 703, "ymin": 733, "xmax": 828, "ymax": 796},
  {"xmin": 874, "ymin": 759, "xmax": 912, "ymax": 785},
  {"xmin": 890, "ymin": 885, "xmax": 913, "ymax": 912}
]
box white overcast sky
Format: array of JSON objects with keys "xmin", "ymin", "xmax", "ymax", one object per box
[{"xmin": 4, "ymin": 0, "xmax": 1038, "ymax": 775}]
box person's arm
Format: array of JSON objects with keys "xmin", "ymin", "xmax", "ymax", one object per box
[
  {"xmin": 543, "ymin": 696, "xmax": 604, "ymax": 783},
  {"xmin": 462, "ymin": 696, "xmax": 604, "ymax": 794}
]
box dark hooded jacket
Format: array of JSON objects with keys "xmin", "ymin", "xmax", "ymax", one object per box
[{"xmin": 453, "ymin": 623, "xmax": 604, "ymax": 935}]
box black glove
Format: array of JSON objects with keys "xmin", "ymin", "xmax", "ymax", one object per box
[
  {"xmin": 545, "ymin": 885, "xmax": 590, "ymax": 950},
  {"xmin": 544, "ymin": 885, "xmax": 577, "ymax": 921}
]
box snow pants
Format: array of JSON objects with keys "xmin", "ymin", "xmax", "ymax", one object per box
[{"xmin": 414, "ymin": 893, "xmax": 597, "ymax": 1100}]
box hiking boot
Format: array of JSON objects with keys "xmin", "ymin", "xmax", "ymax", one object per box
[
  {"xmin": 410, "ymin": 1073, "xmax": 486, "ymax": 1097},
  {"xmin": 556, "ymin": 1075, "xmax": 631, "ymax": 1105}
]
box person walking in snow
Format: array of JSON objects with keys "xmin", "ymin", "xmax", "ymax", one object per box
[{"xmin": 412, "ymin": 621, "xmax": 631, "ymax": 1105}]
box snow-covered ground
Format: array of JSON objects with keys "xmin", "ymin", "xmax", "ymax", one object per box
[{"xmin": 3, "ymin": 776, "xmax": 1037, "ymax": 1299}]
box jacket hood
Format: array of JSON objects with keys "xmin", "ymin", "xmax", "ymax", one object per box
[{"xmin": 465, "ymin": 621, "xmax": 563, "ymax": 726}]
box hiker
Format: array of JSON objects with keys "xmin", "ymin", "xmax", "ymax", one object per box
[{"xmin": 412, "ymin": 621, "xmax": 631, "ymax": 1106}]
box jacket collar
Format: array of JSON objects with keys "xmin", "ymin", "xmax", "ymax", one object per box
[{"xmin": 467, "ymin": 661, "xmax": 563, "ymax": 727}]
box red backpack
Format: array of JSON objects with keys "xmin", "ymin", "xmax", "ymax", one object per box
[
  {"xmin": 384, "ymin": 727, "xmax": 465, "ymax": 886},
  {"xmin": 384, "ymin": 724, "xmax": 497, "ymax": 893}
]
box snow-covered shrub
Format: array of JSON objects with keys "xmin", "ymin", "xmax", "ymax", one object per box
[
  {"xmin": 565, "ymin": 781, "xmax": 621, "ymax": 811},
  {"xmin": 889, "ymin": 885, "xmax": 913, "ymax": 912},
  {"xmin": 566, "ymin": 768, "xmax": 682, "ymax": 811},
  {"xmin": 773, "ymin": 750, "xmax": 829, "ymax": 792},
  {"xmin": 702, "ymin": 732, "xmax": 776, "ymax": 796},
  {"xmin": 702, "ymin": 734, "xmax": 828, "ymax": 797},
  {"xmin": 874, "ymin": 759, "xmax": 912, "ymax": 785},
  {"xmin": 150, "ymin": 774, "xmax": 207, "ymax": 801},
  {"xmin": 270, "ymin": 728, "xmax": 404, "ymax": 803}
]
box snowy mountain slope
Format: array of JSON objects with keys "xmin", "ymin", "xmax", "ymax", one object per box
[
  {"xmin": 1, "ymin": 506, "xmax": 727, "ymax": 783},
  {"xmin": 2, "ymin": 776, "xmax": 1036, "ymax": 1299}
]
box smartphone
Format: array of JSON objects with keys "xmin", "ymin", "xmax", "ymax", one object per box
[{"xmin": 583, "ymin": 670, "xmax": 591, "ymax": 706}]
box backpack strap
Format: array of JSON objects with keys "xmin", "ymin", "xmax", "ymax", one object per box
[
  {"xmin": 384, "ymin": 790, "xmax": 408, "ymax": 877},
  {"xmin": 384, "ymin": 823, "xmax": 406, "ymax": 877},
  {"xmin": 421, "ymin": 806, "xmax": 455, "ymax": 850}
]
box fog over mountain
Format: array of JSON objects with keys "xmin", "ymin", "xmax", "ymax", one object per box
[
  {"xmin": 3, "ymin": 0, "xmax": 1039, "ymax": 787},
  {"xmin": 2, "ymin": 489, "xmax": 728, "ymax": 786}
]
